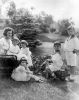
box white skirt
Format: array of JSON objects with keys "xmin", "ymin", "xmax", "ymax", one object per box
[
  {"xmin": 11, "ymin": 71, "xmax": 31, "ymax": 81},
  {"xmin": 65, "ymin": 51, "xmax": 78, "ymax": 66}
]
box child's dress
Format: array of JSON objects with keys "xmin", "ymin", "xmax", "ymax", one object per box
[
  {"xmin": 11, "ymin": 65, "xmax": 41, "ymax": 81},
  {"xmin": 11, "ymin": 65, "xmax": 31, "ymax": 81}
]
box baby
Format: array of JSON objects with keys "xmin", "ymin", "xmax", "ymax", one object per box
[{"xmin": 7, "ymin": 37, "xmax": 20, "ymax": 56}]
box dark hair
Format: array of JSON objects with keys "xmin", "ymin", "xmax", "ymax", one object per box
[
  {"xmin": 3, "ymin": 27, "xmax": 14, "ymax": 37},
  {"xmin": 19, "ymin": 58, "xmax": 28, "ymax": 64},
  {"xmin": 54, "ymin": 43, "xmax": 61, "ymax": 47}
]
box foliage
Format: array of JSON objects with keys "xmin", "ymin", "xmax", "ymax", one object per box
[
  {"xmin": 58, "ymin": 18, "xmax": 74, "ymax": 36},
  {"xmin": 35, "ymin": 12, "xmax": 54, "ymax": 33},
  {"xmin": 7, "ymin": 1, "xmax": 16, "ymax": 19},
  {"xmin": 30, "ymin": 55, "xmax": 51, "ymax": 74},
  {"xmin": 6, "ymin": 2, "xmax": 41, "ymax": 47}
]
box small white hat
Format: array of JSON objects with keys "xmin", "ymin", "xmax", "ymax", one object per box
[
  {"xmin": 12, "ymin": 36, "xmax": 20, "ymax": 42},
  {"xmin": 20, "ymin": 40, "xmax": 28, "ymax": 45}
]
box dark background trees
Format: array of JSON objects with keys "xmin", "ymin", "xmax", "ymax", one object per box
[
  {"xmin": 58, "ymin": 18, "xmax": 74, "ymax": 36},
  {"xmin": 4, "ymin": 1, "xmax": 75, "ymax": 47}
]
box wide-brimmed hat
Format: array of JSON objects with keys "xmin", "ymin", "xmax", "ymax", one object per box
[
  {"xmin": 12, "ymin": 36, "xmax": 20, "ymax": 42},
  {"xmin": 20, "ymin": 40, "xmax": 28, "ymax": 45}
]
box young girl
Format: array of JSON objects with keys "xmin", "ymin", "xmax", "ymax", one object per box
[
  {"xmin": 7, "ymin": 37, "xmax": 20, "ymax": 56},
  {"xmin": 11, "ymin": 58, "xmax": 43, "ymax": 82},
  {"xmin": 17, "ymin": 40, "xmax": 33, "ymax": 66}
]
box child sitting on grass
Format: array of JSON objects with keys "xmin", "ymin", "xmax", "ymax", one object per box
[
  {"xmin": 43, "ymin": 41, "xmax": 70, "ymax": 81},
  {"xmin": 11, "ymin": 58, "xmax": 43, "ymax": 82}
]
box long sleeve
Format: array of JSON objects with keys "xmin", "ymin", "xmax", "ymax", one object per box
[
  {"xmin": 0, "ymin": 37, "xmax": 10, "ymax": 54},
  {"xmin": 7, "ymin": 44, "xmax": 20, "ymax": 55}
]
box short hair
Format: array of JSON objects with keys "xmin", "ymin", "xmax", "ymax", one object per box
[
  {"xmin": 54, "ymin": 41, "xmax": 61, "ymax": 47},
  {"xmin": 3, "ymin": 27, "xmax": 14, "ymax": 37}
]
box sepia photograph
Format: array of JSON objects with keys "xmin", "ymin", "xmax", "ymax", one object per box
[{"xmin": 0, "ymin": 0, "xmax": 79, "ymax": 100}]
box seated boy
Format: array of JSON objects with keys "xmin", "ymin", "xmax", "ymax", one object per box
[{"xmin": 44, "ymin": 41, "xmax": 70, "ymax": 80}]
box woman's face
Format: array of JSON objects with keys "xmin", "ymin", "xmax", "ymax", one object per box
[
  {"xmin": 6, "ymin": 30, "xmax": 13, "ymax": 39},
  {"xmin": 54, "ymin": 45, "xmax": 61, "ymax": 52}
]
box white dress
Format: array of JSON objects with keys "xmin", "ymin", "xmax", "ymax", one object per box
[
  {"xmin": 0, "ymin": 37, "xmax": 12, "ymax": 55},
  {"xmin": 64, "ymin": 36, "xmax": 79, "ymax": 66},
  {"xmin": 11, "ymin": 65, "xmax": 31, "ymax": 81}
]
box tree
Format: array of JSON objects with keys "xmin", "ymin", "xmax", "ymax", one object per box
[
  {"xmin": 35, "ymin": 12, "xmax": 54, "ymax": 33},
  {"xmin": 6, "ymin": 7, "xmax": 41, "ymax": 47},
  {"xmin": 7, "ymin": 1, "xmax": 16, "ymax": 19},
  {"xmin": 58, "ymin": 18, "xmax": 74, "ymax": 36}
]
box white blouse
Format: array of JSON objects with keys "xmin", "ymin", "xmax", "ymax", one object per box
[
  {"xmin": 0, "ymin": 37, "xmax": 12, "ymax": 54},
  {"xmin": 7, "ymin": 43, "xmax": 20, "ymax": 55},
  {"xmin": 11, "ymin": 65, "xmax": 31, "ymax": 81}
]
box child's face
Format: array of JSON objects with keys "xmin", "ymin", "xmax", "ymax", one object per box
[
  {"xmin": 21, "ymin": 43, "xmax": 26, "ymax": 48},
  {"xmin": 12, "ymin": 39, "xmax": 19, "ymax": 46},
  {"xmin": 54, "ymin": 45, "xmax": 61, "ymax": 52},
  {"xmin": 21, "ymin": 61, "xmax": 27, "ymax": 67}
]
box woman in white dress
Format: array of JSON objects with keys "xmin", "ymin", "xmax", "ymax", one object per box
[
  {"xmin": 63, "ymin": 27, "xmax": 79, "ymax": 74},
  {"xmin": 0, "ymin": 27, "xmax": 14, "ymax": 55}
]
